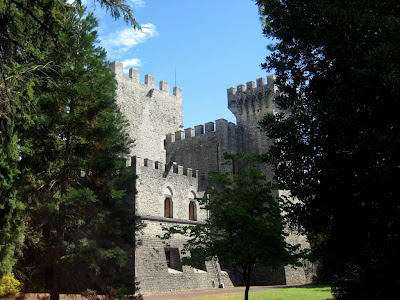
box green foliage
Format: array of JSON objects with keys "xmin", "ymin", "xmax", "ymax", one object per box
[
  {"xmin": 1, "ymin": 0, "xmax": 140, "ymax": 284},
  {"xmin": 79, "ymin": 0, "xmax": 139, "ymax": 28},
  {"xmin": 1, "ymin": 0, "xmax": 68, "ymax": 280},
  {"xmin": 0, "ymin": 273, "xmax": 23, "ymax": 298},
  {"xmin": 161, "ymin": 153, "xmax": 304, "ymax": 300},
  {"xmin": 257, "ymin": 0, "xmax": 400, "ymax": 299},
  {"xmin": 12, "ymin": 6, "xmax": 142, "ymax": 298}
]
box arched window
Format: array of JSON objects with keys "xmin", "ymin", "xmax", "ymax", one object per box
[
  {"xmin": 164, "ymin": 198, "xmax": 173, "ymax": 218},
  {"xmin": 189, "ymin": 201, "xmax": 197, "ymax": 221}
]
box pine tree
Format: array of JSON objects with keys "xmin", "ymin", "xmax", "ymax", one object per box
[
  {"xmin": 15, "ymin": 7, "xmax": 141, "ymax": 299},
  {"xmin": 1, "ymin": 0, "xmax": 139, "ymax": 283},
  {"xmin": 0, "ymin": 0, "xmax": 67, "ymax": 278}
]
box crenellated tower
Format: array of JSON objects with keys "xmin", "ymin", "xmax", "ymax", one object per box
[
  {"xmin": 227, "ymin": 74, "xmax": 279, "ymax": 126},
  {"xmin": 226, "ymin": 75, "xmax": 279, "ymax": 180},
  {"xmin": 109, "ymin": 61, "xmax": 313, "ymax": 292},
  {"xmin": 111, "ymin": 61, "xmax": 183, "ymax": 163}
]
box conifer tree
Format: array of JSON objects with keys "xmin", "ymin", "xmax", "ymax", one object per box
[
  {"xmin": 0, "ymin": 0, "xmax": 66, "ymax": 278},
  {"xmin": 1, "ymin": 0, "xmax": 139, "ymax": 283},
  {"xmin": 14, "ymin": 6, "xmax": 141, "ymax": 299}
]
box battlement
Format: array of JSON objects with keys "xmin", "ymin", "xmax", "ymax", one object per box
[
  {"xmin": 126, "ymin": 155, "xmax": 206, "ymax": 179},
  {"xmin": 165, "ymin": 119, "xmax": 237, "ymax": 144},
  {"xmin": 110, "ymin": 61, "xmax": 182, "ymax": 97},
  {"xmin": 227, "ymin": 74, "xmax": 276, "ymax": 99},
  {"xmin": 227, "ymin": 75, "xmax": 277, "ymax": 123}
]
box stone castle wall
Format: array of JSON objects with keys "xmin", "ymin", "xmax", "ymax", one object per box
[
  {"xmin": 130, "ymin": 156, "xmax": 233, "ymax": 294},
  {"xmin": 130, "ymin": 156, "xmax": 207, "ymax": 220},
  {"xmin": 136, "ymin": 220, "xmax": 233, "ymax": 294},
  {"xmin": 111, "ymin": 62, "xmax": 183, "ymax": 163},
  {"xmin": 227, "ymin": 76, "xmax": 279, "ymax": 181},
  {"xmin": 165, "ymin": 119, "xmax": 242, "ymax": 174},
  {"xmin": 110, "ymin": 61, "xmax": 314, "ymax": 294}
]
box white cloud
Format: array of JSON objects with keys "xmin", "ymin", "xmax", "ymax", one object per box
[
  {"xmin": 102, "ymin": 23, "xmax": 158, "ymax": 54},
  {"xmin": 121, "ymin": 58, "xmax": 142, "ymax": 74},
  {"xmin": 130, "ymin": 0, "xmax": 145, "ymax": 8}
]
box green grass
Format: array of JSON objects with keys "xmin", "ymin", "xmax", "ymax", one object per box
[{"xmin": 188, "ymin": 286, "xmax": 333, "ymax": 300}]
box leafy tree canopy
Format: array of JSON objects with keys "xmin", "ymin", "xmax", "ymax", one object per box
[
  {"xmin": 161, "ymin": 153, "xmax": 304, "ymax": 300},
  {"xmin": 256, "ymin": 0, "xmax": 400, "ymax": 299}
]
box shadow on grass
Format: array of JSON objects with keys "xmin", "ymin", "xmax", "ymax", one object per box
[{"xmin": 291, "ymin": 284, "xmax": 331, "ymax": 289}]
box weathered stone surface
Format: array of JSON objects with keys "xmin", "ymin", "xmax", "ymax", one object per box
[
  {"xmin": 111, "ymin": 62, "xmax": 182, "ymax": 163},
  {"xmin": 111, "ymin": 62, "xmax": 314, "ymax": 294},
  {"xmin": 166, "ymin": 119, "xmax": 242, "ymax": 175},
  {"xmin": 136, "ymin": 220, "xmax": 233, "ymax": 294}
]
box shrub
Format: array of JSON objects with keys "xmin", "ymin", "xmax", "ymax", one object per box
[{"xmin": 0, "ymin": 273, "xmax": 23, "ymax": 298}]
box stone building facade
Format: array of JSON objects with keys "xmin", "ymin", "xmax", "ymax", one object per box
[{"xmin": 110, "ymin": 61, "xmax": 313, "ymax": 294}]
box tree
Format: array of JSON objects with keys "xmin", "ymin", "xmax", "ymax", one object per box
[
  {"xmin": 161, "ymin": 154, "xmax": 303, "ymax": 300},
  {"xmin": 77, "ymin": 0, "xmax": 139, "ymax": 27},
  {"xmin": 0, "ymin": 0, "xmax": 67, "ymax": 279},
  {"xmin": 256, "ymin": 1, "xmax": 400, "ymax": 299},
  {"xmin": 0, "ymin": 0, "xmax": 139, "ymax": 282},
  {"xmin": 12, "ymin": 6, "xmax": 143, "ymax": 299}
]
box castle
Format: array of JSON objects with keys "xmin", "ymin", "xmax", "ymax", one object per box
[{"xmin": 110, "ymin": 61, "xmax": 313, "ymax": 294}]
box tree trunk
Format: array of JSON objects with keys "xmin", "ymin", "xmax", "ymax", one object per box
[
  {"xmin": 50, "ymin": 228, "xmax": 62, "ymax": 300},
  {"xmin": 50, "ymin": 96, "xmax": 72, "ymax": 300},
  {"xmin": 242, "ymin": 264, "xmax": 252, "ymax": 300},
  {"xmin": 50, "ymin": 287, "xmax": 60, "ymax": 300}
]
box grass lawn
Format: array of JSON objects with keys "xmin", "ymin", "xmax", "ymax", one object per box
[{"xmin": 187, "ymin": 286, "xmax": 333, "ymax": 300}]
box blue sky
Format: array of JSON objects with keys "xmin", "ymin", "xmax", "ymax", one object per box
[{"xmin": 86, "ymin": 0, "xmax": 270, "ymax": 129}]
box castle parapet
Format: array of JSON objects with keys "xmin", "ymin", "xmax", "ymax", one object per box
[
  {"xmin": 185, "ymin": 128, "xmax": 194, "ymax": 138},
  {"xmin": 175, "ymin": 130, "xmax": 184, "ymax": 141},
  {"xmin": 131, "ymin": 156, "xmax": 199, "ymax": 178},
  {"xmin": 227, "ymin": 75, "xmax": 277, "ymax": 122},
  {"xmin": 194, "ymin": 125, "xmax": 204, "ymax": 136},
  {"xmin": 173, "ymin": 86, "xmax": 183, "ymax": 97},
  {"xmin": 110, "ymin": 61, "xmax": 182, "ymax": 97},
  {"xmin": 159, "ymin": 81, "xmax": 169, "ymax": 92},
  {"xmin": 165, "ymin": 119, "xmax": 237, "ymax": 145},
  {"xmin": 145, "ymin": 74, "xmax": 155, "ymax": 87},
  {"xmin": 205, "ymin": 122, "xmax": 214, "ymax": 133}
]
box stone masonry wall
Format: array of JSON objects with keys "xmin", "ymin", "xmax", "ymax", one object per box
[
  {"xmin": 112, "ymin": 58, "xmax": 314, "ymax": 292},
  {"xmin": 165, "ymin": 119, "xmax": 242, "ymax": 174},
  {"xmin": 227, "ymin": 76, "xmax": 279, "ymax": 181},
  {"xmin": 227, "ymin": 75, "xmax": 280, "ymax": 126},
  {"xmin": 130, "ymin": 156, "xmax": 207, "ymax": 220},
  {"xmin": 136, "ymin": 220, "xmax": 233, "ymax": 294},
  {"xmin": 111, "ymin": 61, "xmax": 183, "ymax": 163},
  {"xmin": 130, "ymin": 156, "xmax": 233, "ymax": 294}
]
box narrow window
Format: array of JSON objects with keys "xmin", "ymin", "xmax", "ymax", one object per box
[
  {"xmin": 189, "ymin": 201, "xmax": 197, "ymax": 221},
  {"xmin": 163, "ymin": 139, "xmax": 166, "ymax": 150},
  {"xmin": 164, "ymin": 248, "xmax": 183, "ymax": 271},
  {"xmin": 164, "ymin": 198, "xmax": 173, "ymax": 218},
  {"xmin": 165, "ymin": 250, "xmax": 171, "ymax": 267}
]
